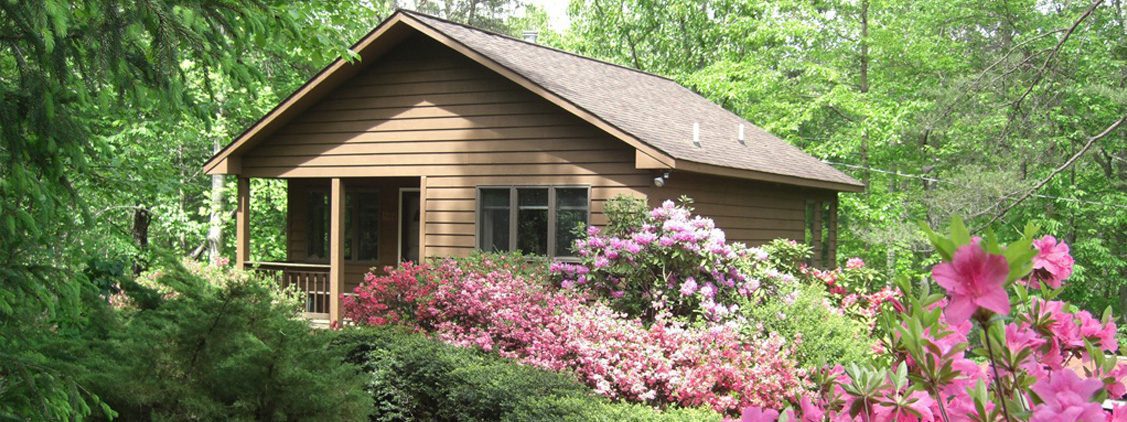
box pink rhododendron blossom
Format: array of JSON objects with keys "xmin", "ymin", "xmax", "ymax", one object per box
[
  {"xmin": 1029, "ymin": 235, "xmax": 1074, "ymax": 289},
  {"xmin": 680, "ymin": 277, "xmax": 698, "ymax": 296},
  {"xmin": 1030, "ymin": 369, "xmax": 1105, "ymax": 422},
  {"xmin": 931, "ymin": 244, "xmax": 1010, "ymax": 323},
  {"xmin": 845, "ymin": 257, "xmax": 865, "ymax": 269}
]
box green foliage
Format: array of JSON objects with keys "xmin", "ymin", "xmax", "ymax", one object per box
[
  {"xmin": 333, "ymin": 326, "xmax": 721, "ymax": 421},
  {"xmin": 447, "ymin": 250, "xmax": 552, "ymax": 281},
  {"xmin": 740, "ymin": 283, "xmax": 873, "ymax": 368},
  {"xmin": 70, "ymin": 263, "xmax": 371, "ymax": 420},
  {"xmin": 504, "ymin": 396, "xmax": 722, "ymax": 422},
  {"xmin": 602, "ymin": 195, "xmax": 650, "ymax": 237},
  {"xmin": 761, "ymin": 238, "xmax": 814, "ymax": 273},
  {"xmin": 558, "ymin": 0, "xmax": 1126, "ymax": 318}
]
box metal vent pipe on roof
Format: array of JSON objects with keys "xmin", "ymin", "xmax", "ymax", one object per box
[
  {"xmin": 738, "ymin": 124, "xmax": 745, "ymax": 145},
  {"xmin": 522, "ymin": 31, "xmax": 538, "ymax": 43},
  {"xmin": 692, "ymin": 122, "xmax": 701, "ymax": 147}
]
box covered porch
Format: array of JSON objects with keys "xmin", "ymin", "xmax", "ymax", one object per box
[{"xmin": 233, "ymin": 176, "xmax": 426, "ymax": 323}]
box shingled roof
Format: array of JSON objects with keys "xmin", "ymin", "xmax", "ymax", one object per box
[
  {"xmin": 204, "ymin": 10, "xmax": 863, "ymax": 191},
  {"xmin": 400, "ymin": 11, "xmax": 860, "ymax": 190}
]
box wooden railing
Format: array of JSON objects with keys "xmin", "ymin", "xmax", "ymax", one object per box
[{"xmin": 247, "ymin": 261, "xmax": 332, "ymax": 319}]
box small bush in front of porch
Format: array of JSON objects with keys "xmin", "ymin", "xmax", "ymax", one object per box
[{"xmin": 71, "ymin": 260, "xmax": 372, "ymax": 420}]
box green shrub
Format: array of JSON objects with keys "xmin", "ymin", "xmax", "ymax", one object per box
[
  {"xmin": 335, "ymin": 327, "xmax": 587, "ymax": 421},
  {"xmin": 740, "ymin": 283, "xmax": 872, "ymax": 368},
  {"xmin": 446, "ymin": 250, "xmax": 551, "ymax": 281},
  {"xmin": 333, "ymin": 327, "xmax": 721, "ymax": 421},
  {"xmin": 761, "ymin": 238, "xmax": 813, "ymax": 273},
  {"xmin": 74, "ymin": 262, "xmax": 372, "ymax": 420},
  {"xmin": 504, "ymin": 396, "xmax": 722, "ymax": 422},
  {"xmin": 602, "ymin": 194, "xmax": 649, "ymax": 237}
]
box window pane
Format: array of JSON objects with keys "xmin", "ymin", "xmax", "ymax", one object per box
[
  {"xmin": 479, "ymin": 189, "xmax": 510, "ymax": 252},
  {"xmin": 555, "ymin": 188, "xmax": 589, "ymax": 256},
  {"xmin": 354, "ymin": 191, "xmax": 379, "ymax": 261},
  {"xmin": 517, "ymin": 188, "xmax": 548, "ymax": 255},
  {"xmin": 307, "ymin": 191, "xmax": 329, "ymax": 259}
]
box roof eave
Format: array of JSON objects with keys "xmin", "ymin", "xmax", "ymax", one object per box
[{"xmin": 673, "ymin": 160, "xmax": 866, "ymax": 192}]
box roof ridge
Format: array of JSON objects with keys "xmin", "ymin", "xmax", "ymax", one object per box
[{"xmin": 396, "ymin": 8, "xmax": 679, "ymax": 84}]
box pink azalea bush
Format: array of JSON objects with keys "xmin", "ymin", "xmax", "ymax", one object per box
[
  {"xmin": 552, "ymin": 199, "xmax": 773, "ymax": 321},
  {"xmin": 344, "ymin": 257, "xmax": 804, "ymax": 414},
  {"xmin": 341, "ymin": 261, "xmax": 436, "ymax": 326},
  {"xmin": 735, "ymin": 220, "xmax": 1127, "ymax": 422}
]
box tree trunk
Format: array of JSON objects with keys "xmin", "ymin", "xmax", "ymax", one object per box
[
  {"xmin": 859, "ymin": 0, "xmax": 871, "ymax": 187},
  {"xmin": 1119, "ymin": 285, "xmax": 1127, "ymax": 325},
  {"xmin": 860, "ymin": 0, "xmax": 870, "ymax": 94},
  {"xmin": 132, "ymin": 206, "xmax": 150, "ymax": 275},
  {"xmin": 206, "ymin": 138, "xmax": 225, "ymax": 264}
]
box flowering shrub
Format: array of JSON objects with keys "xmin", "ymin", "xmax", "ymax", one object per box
[
  {"xmin": 553, "ymin": 198, "xmax": 766, "ymax": 321},
  {"xmin": 342, "ymin": 261, "xmax": 438, "ymax": 327},
  {"xmin": 344, "ymin": 255, "xmax": 805, "ymax": 414},
  {"xmin": 735, "ymin": 219, "xmax": 1127, "ymax": 422},
  {"xmin": 801, "ymin": 259, "xmax": 899, "ymax": 329}
]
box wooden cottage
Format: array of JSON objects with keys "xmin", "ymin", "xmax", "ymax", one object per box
[{"xmin": 203, "ymin": 10, "xmax": 863, "ymax": 323}]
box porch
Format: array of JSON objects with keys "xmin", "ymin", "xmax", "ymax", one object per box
[{"xmin": 234, "ymin": 176, "xmax": 425, "ymax": 323}]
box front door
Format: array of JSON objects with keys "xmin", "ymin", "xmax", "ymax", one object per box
[{"xmin": 399, "ymin": 189, "xmax": 420, "ymax": 263}]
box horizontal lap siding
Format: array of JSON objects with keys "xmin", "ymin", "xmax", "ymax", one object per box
[
  {"xmin": 645, "ymin": 172, "xmax": 833, "ymax": 246},
  {"xmin": 246, "ymin": 36, "xmax": 649, "ymax": 259}
]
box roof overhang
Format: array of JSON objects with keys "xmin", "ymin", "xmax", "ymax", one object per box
[{"xmin": 670, "ymin": 160, "xmax": 865, "ymax": 192}]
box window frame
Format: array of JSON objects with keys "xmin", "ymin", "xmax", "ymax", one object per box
[
  {"xmin": 304, "ymin": 186, "xmax": 381, "ymax": 264},
  {"xmin": 475, "ymin": 185, "xmax": 591, "ymax": 258}
]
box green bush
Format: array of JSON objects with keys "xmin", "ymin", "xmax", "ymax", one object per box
[
  {"xmin": 504, "ymin": 396, "xmax": 721, "ymax": 422},
  {"xmin": 333, "ymin": 327, "xmax": 721, "ymax": 421},
  {"xmin": 740, "ymin": 283, "xmax": 872, "ymax": 368},
  {"xmin": 72, "ymin": 262, "xmax": 372, "ymax": 420},
  {"xmin": 446, "ymin": 250, "xmax": 551, "ymax": 281}
]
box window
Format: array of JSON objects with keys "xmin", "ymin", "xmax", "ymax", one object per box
[
  {"xmin": 306, "ymin": 189, "xmax": 380, "ymax": 261},
  {"xmin": 477, "ymin": 186, "xmax": 589, "ymax": 258}
]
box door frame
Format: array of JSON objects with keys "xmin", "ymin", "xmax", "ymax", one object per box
[{"xmin": 397, "ymin": 187, "xmax": 421, "ymax": 263}]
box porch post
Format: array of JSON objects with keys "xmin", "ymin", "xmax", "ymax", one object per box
[
  {"xmin": 828, "ymin": 196, "xmax": 838, "ymax": 267},
  {"xmin": 329, "ymin": 178, "xmax": 346, "ymax": 323},
  {"xmin": 418, "ymin": 176, "xmax": 428, "ymax": 261},
  {"xmin": 235, "ymin": 177, "xmax": 250, "ymax": 270},
  {"xmin": 811, "ymin": 200, "xmax": 823, "ymax": 266}
]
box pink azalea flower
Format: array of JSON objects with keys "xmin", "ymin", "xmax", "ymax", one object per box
[
  {"xmin": 1030, "ymin": 369, "xmax": 1104, "ymax": 422},
  {"xmin": 1030, "ymin": 235, "xmax": 1074, "ymax": 289},
  {"xmin": 1006, "ymin": 323, "xmax": 1046, "ymax": 354},
  {"xmin": 931, "ymin": 244, "xmax": 1011, "ymax": 324},
  {"xmin": 798, "ymin": 395, "xmax": 824, "ymax": 421},
  {"xmin": 1076, "ymin": 310, "xmax": 1118, "ymax": 352},
  {"xmin": 1110, "ymin": 404, "xmax": 1127, "ymax": 421},
  {"xmin": 873, "ymin": 390, "xmax": 935, "ymax": 422},
  {"xmin": 738, "ymin": 406, "xmax": 779, "ymax": 422}
]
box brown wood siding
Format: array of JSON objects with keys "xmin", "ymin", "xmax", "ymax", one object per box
[
  {"xmin": 645, "ymin": 172, "xmax": 835, "ymax": 246},
  {"xmin": 251, "ymin": 36, "xmax": 652, "ymax": 260}
]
